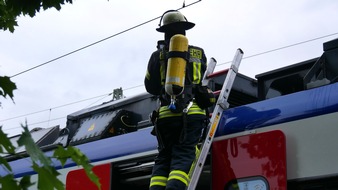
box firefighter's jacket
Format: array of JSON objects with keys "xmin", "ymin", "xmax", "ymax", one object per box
[{"xmin": 145, "ymin": 45, "xmax": 208, "ymax": 119}]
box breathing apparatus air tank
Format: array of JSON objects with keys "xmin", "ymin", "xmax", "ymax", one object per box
[{"xmin": 165, "ymin": 34, "xmax": 189, "ymax": 111}]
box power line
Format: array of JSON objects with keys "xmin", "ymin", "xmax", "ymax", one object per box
[
  {"xmin": 1, "ymin": 87, "xmax": 145, "ymax": 132},
  {"xmin": 242, "ymin": 32, "xmax": 338, "ymax": 60},
  {"xmin": 0, "ymin": 83, "xmax": 146, "ymax": 123},
  {"xmin": 2, "ymin": 32, "xmax": 337, "ymax": 126},
  {"xmin": 0, "ymin": 93, "xmax": 111, "ymax": 122},
  {"xmin": 218, "ymin": 32, "xmax": 338, "ymax": 66},
  {"xmin": 4, "ymin": 116, "xmax": 66, "ymax": 131},
  {"xmin": 9, "ymin": 0, "xmax": 202, "ymax": 78}
]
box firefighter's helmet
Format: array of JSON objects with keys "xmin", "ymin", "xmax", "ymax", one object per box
[{"xmin": 156, "ymin": 10, "xmax": 195, "ymax": 33}]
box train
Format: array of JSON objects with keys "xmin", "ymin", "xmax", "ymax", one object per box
[{"xmin": 1, "ymin": 37, "xmax": 338, "ymax": 190}]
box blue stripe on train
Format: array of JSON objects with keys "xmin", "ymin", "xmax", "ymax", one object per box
[
  {"xmin": 4, "ymin": 83, "xmax": 338, "ymax": 178},
  {"xmin": 216, "ymin": 82, "xmax": 338, "ymax": 136}
]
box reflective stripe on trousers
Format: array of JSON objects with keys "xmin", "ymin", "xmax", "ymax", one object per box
[
  {"xmin": 168, "ymin": 170, "xmax": 190, "ymax": 186},
  {"xmin": 150, "ymin": 176, "xmax": 168, "ymax": 188}
]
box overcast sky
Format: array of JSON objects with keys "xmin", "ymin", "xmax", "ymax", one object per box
[{"xmin": 1, "ymin": 0, "xmax": 338, "ymax": 136}]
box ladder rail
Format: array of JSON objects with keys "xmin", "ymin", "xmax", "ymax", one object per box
[
  {"xmin": 202, "ymin": 57, "xmax": 217, "ymax": 86},
  {"xmin": 187, "ymin": 48, "xmax": 244, "ymax": 190}
]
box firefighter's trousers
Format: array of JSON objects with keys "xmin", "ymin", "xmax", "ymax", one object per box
[{"xmin": 149, "ymin": 116, "xmax": 205, "ymax": 190}]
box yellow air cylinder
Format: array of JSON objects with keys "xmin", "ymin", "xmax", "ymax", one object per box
[{"xmin": 165, "ymin": 34, "xmax": 189, "ymax": 97}]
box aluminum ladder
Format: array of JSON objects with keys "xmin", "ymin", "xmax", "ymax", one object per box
[{"xmin": 187, "ymin": 48, "xmax": 244, "ymax": 190}]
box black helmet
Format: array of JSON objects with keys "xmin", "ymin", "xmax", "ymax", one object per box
[{"xmin": 156, "ymin": 10, "xmax": 195, "ymax": 33}]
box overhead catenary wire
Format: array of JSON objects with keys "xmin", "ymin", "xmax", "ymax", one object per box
[
  {"xmin": 1, "ymin": 84, "xmax": 145, "ymax": 131},
  {"xmin": 2, "ymin": 32, "xmax": 338, "ymax": 131},
  {"xmin": 9, "ymin": 0, "xmax": 202, "ymax": 78},
  {"xmin": 0, "ymin": 84, "xmax": 144, "ymax": 123},
  {"xmin": 4, "ymin": 116, "xmax": 66, "ymax": 132},
  {"xmin": 0, "ymin": 93, "xmax": 111, "ymax": 122},
  {"xmin": 3, "ymin": 0, "xmax": 335, "ymax": 125},
  {"xmin": 218, "ymin": 32, "xmax": 338, "ymax": 66},
  {"xmin": 3, "ymin": 0, "xmax": 203, "ymax": 131}
]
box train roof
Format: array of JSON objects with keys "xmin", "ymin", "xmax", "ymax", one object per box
[{"xmin": 2, "ymin": 38, "xmax": 338, "ymax": 178}]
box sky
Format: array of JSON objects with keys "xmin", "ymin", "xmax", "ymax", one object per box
[{"xmin": 1, "ymin": 0, "xmax": 338, "ymax": 137}]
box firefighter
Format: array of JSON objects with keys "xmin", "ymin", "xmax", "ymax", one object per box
[{"xmin": 145, "ymin": 10, "xmax": 215, "ymax": 190}]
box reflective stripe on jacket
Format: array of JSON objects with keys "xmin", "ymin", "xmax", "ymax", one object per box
[{"xmin": 158, "ymin": 101, "xmax": 206, "ymax": 119}]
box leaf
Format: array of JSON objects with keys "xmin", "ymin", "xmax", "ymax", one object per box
[
  {"xmin": 0, "ymin": 156, "xmax": 12, "ymax": 174},
  {"xmin": 54, "ymin": 146, "xmax": 101, "ymax": 190},
  {"xmin": 53, "ymin": 145, "xmax": 74, "ymax": 166},
  {"xmin": 17, "ymin": 125, "xmax": 52, "ymax": 167},
  {"xmin": 0, "ymin": 76, "xmax": 17, "ymax": 100},
  {"xmin": 1, "ymin": 0, "xmax": 73, "ymax": 32},
  {"xmin": 32, "ymin": 162, "xmax": 64, "ymax": 190},
  {"xmin": 16, "ymin": 124, "xmax": 65, "ymax": 190},
  {"xmin": 0, "ymin": 127, "xmax": 15, "ymax": 173},
  {"xmin": 19, "ymin": 176, "xmax": 35, "ymax": 190},
  {"xmin": 0, "ymin": 126, "xmax": 16, "ymax": 155},
  {"xmin": 0, "ymin": 174, "xmax": 21, "ymax": 190}
]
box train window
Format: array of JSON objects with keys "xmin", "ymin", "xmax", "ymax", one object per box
[{"xmin": 224, "ymin": 176, "xmax": 269, "ymax": 190}]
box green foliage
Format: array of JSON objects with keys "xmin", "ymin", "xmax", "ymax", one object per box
[
  {"xmin": 0, "ymin": 174, "xmax": 20, "ymax": 190},
  {"xmin": 19, "ymin": 176, "xmax": 34, "ymax": 190},
  {"xmin": 32, "ymin": 162, "xmax": 64, "ymax": 190},
  {"xmin": 0, "ymin": 125, "xmax": 35, "ymax": 190},
  {"xmin": 54, "ymin": 146, "xmax": 101, "ymax": 190},
  {"xmin": 0, "ymin": 124, "xmax": 101, "ymax": 190},
  {"xmin": 0, "ymin": 127, "xmax": 15, "ymax": 172},
  {"xmin": 0, "ymin": 175, "xmax": 33, "ymax": 190},
  {"xmin": 0, "ymin": 76, "xmax": 16, "ymax": 101},
  {"xmin": 0, "ymin": 0, "xmax": 73, "ymax": 32},
  {"xmin": 1, "ymin": 1, "xmax": 93, "ymax": 188},
  {"xmin": 18, "ymin": 125, "xmax": 52, "ymax": 166}
]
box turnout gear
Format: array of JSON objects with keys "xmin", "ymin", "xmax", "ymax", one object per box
[
  {"xmin": 145, "ymin": 10, "xmax": 214, "ymax": 190},
  {"xmin": 194, "ymin": 85, "xmax": 216, "ymax": 109},
  {"xmin": 148, "ymin": 119, "xmax": 206, "ymax": 190},
  {"xmin": 146, "ymin": 43, "xmax": 209, "ymax": 190}
]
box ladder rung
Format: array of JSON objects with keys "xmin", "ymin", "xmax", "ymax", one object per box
[
  {"xmin": 213, "ymin": 90, "xmax": 221, "ymax": 96},
  {"xmin": 206, "ymin": 68, "xmax": 229, "ymax": 79}
]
